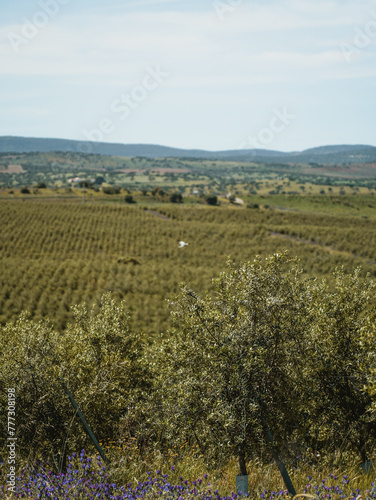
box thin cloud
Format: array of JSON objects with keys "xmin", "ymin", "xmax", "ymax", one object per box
[
  {"xmin": 0, "ymin": 0, "xmax": 375, "ymax": 150},
  {"xmin": 124, "ymin": 0, "xmax": 184, "ymax": 7}
]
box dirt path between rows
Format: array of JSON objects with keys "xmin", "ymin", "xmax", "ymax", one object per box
[
  {"xmin": 146, "ymin": 210, "xmax": 170, "ymax": 220},
  {"xmin": 270, "ymin": 232, "xmax": 376, "ymax": 266}
]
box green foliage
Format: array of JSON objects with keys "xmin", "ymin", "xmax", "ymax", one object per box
[
  {"xmin": 94, "ymin": 176, "xmax": 105, "ymax": 185},
  {"xmin": 0, "ymin": 294, "xmax": 150, "ymax": 458},
  {"xmin": 205, "ymin": 195, "xmax": 218, "ymax": 206},
  {"xmin": 2, "ymin": 150, "xmax": 376, "ymax": 194},
  {"xmin": 124, "ymin": 194, "xmax": 135, "ymax": 204},
  {"xmin": 102, "ymin": 186, "xmax": 121, "ymax": 195},
  {"xmin": 152, "ymin": 253, "xmax": 315, "ymax": 472},
  {"xmin": 79, "ymin": 180, "xmax": 93, "ymax": 189},
  {"xmin": 152, "ymin": 187, "xmax": 165, "ymax": 198},
  {"xmin": 308, "ymin": 268, "xmax": 376, "ymax": 459},
  {"xmin": 148, "ymin": 254, "xmax": 376, "ymax": 473},
  {"xmin": 169, "ymin": 192, "xmax": 183, "ymax": 203}
]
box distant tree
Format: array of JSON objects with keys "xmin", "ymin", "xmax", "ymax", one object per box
[
  {"xmin": 169, "ymin": 192, "xmax": 183, "ymax": 203},
  {"xmin": 152, "ymin": 187, "xmax": 165, "ymax": 198},
  {"xmin": 94, "ymin": 176, "xmax": 105, "ymax": 185},
  {"xmin": 102, "ymin": 186, "xmax": 121, "ymax": 195},
  {"xmin": 78, "ymin": 180, "xmax": 93, "ymax": 189},
  {"xmin": 205, "ymin": 195, "xmax": 218, "ymax": 206},
  {"xmin": 124, "ymin": 195, "xmax": 135, "ymax": 204}
]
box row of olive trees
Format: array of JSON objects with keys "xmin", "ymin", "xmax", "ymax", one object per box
[{"xmin": 1, "ymin": 252, "xmax": 376, "ymax": 473}]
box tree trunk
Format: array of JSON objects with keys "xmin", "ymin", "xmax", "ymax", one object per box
[
  {"xmin": 359, "ymin": 424, "xmax": 368, "ymax": 464},
  {"xmin": 261, "ymin": 419, "xmax": 296, "ymax": 496},
  {"xmin": 238, "ymin": 445, "xmax": 247, "ymax": 476}
]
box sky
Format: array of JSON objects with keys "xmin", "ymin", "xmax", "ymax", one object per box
[{"xmin": 0, "ymin": 0, "xmax": 375, "ymax": 152}]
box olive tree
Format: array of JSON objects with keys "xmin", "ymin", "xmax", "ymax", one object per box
[
  {"xmin": 153, "ymin": 252, "xmax": 316, "ymax": 476},
  {"xmin": 152, "ymin": 255, "xmax": 376, "ymax": 476},
  {"xmin": 308, "ymin": 267, "xmax": 376, "ymax": 462},
  {"xmin": 0, "ymin": 294, "xmax": 150, "ymax": 460}
]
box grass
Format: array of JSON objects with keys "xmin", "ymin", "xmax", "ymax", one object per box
[{"xmin": 2, "ymin": 446, "xmax": 376, "ymax": 499}]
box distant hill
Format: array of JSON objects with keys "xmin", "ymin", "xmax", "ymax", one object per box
[{"xmin": 1, "ymin": 136, "xmax": 376, "ymax": 165}]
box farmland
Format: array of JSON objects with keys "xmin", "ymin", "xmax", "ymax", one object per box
[
  {"xmin": 0, "ymin": 192, "xmax": 376, "ymax": 335},
  {"xmin": 0, "ymin": 150, "xmax": 376, "ymax": 334},
  {"xmin": 1, "ymin": 151, "xmax": 376, "ymax": 192},
  {"xmin": 1, "ymin": 150, "xmax": 376, "ymax": 497}
]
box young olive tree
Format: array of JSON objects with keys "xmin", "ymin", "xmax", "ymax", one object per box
[
  {"xmin": 0, "ymin": 294, "xmax": 150, "ymax": 460},
  {"xmin": 154, "ymin": 252, "xmax": 315, "ymax": 476},
  {"xmin": 308, "ymin": 267, "xmax": 376, "ymax": 461}
]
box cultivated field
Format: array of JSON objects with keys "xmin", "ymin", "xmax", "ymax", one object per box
[{"xmin": 1, "ymin": 197, "xmax": 376, "ymax": 334}]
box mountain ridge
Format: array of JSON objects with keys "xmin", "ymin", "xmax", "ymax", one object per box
[{"xmin": 1, "ymin": 136, "xmax": 376, "ymax": 165}]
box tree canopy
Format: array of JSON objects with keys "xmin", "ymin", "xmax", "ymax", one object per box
[
  {"xmin": 150, "ymin": 252, "xmax": 376, "ymax": 475},
  {"xmin": 0, "ymin": 294, "xmax": 150, "ymax": 459}
]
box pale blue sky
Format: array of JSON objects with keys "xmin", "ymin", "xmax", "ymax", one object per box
[{"xmin": 1, "ymin": 0, "xmax": 375, "ymax": 151}]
